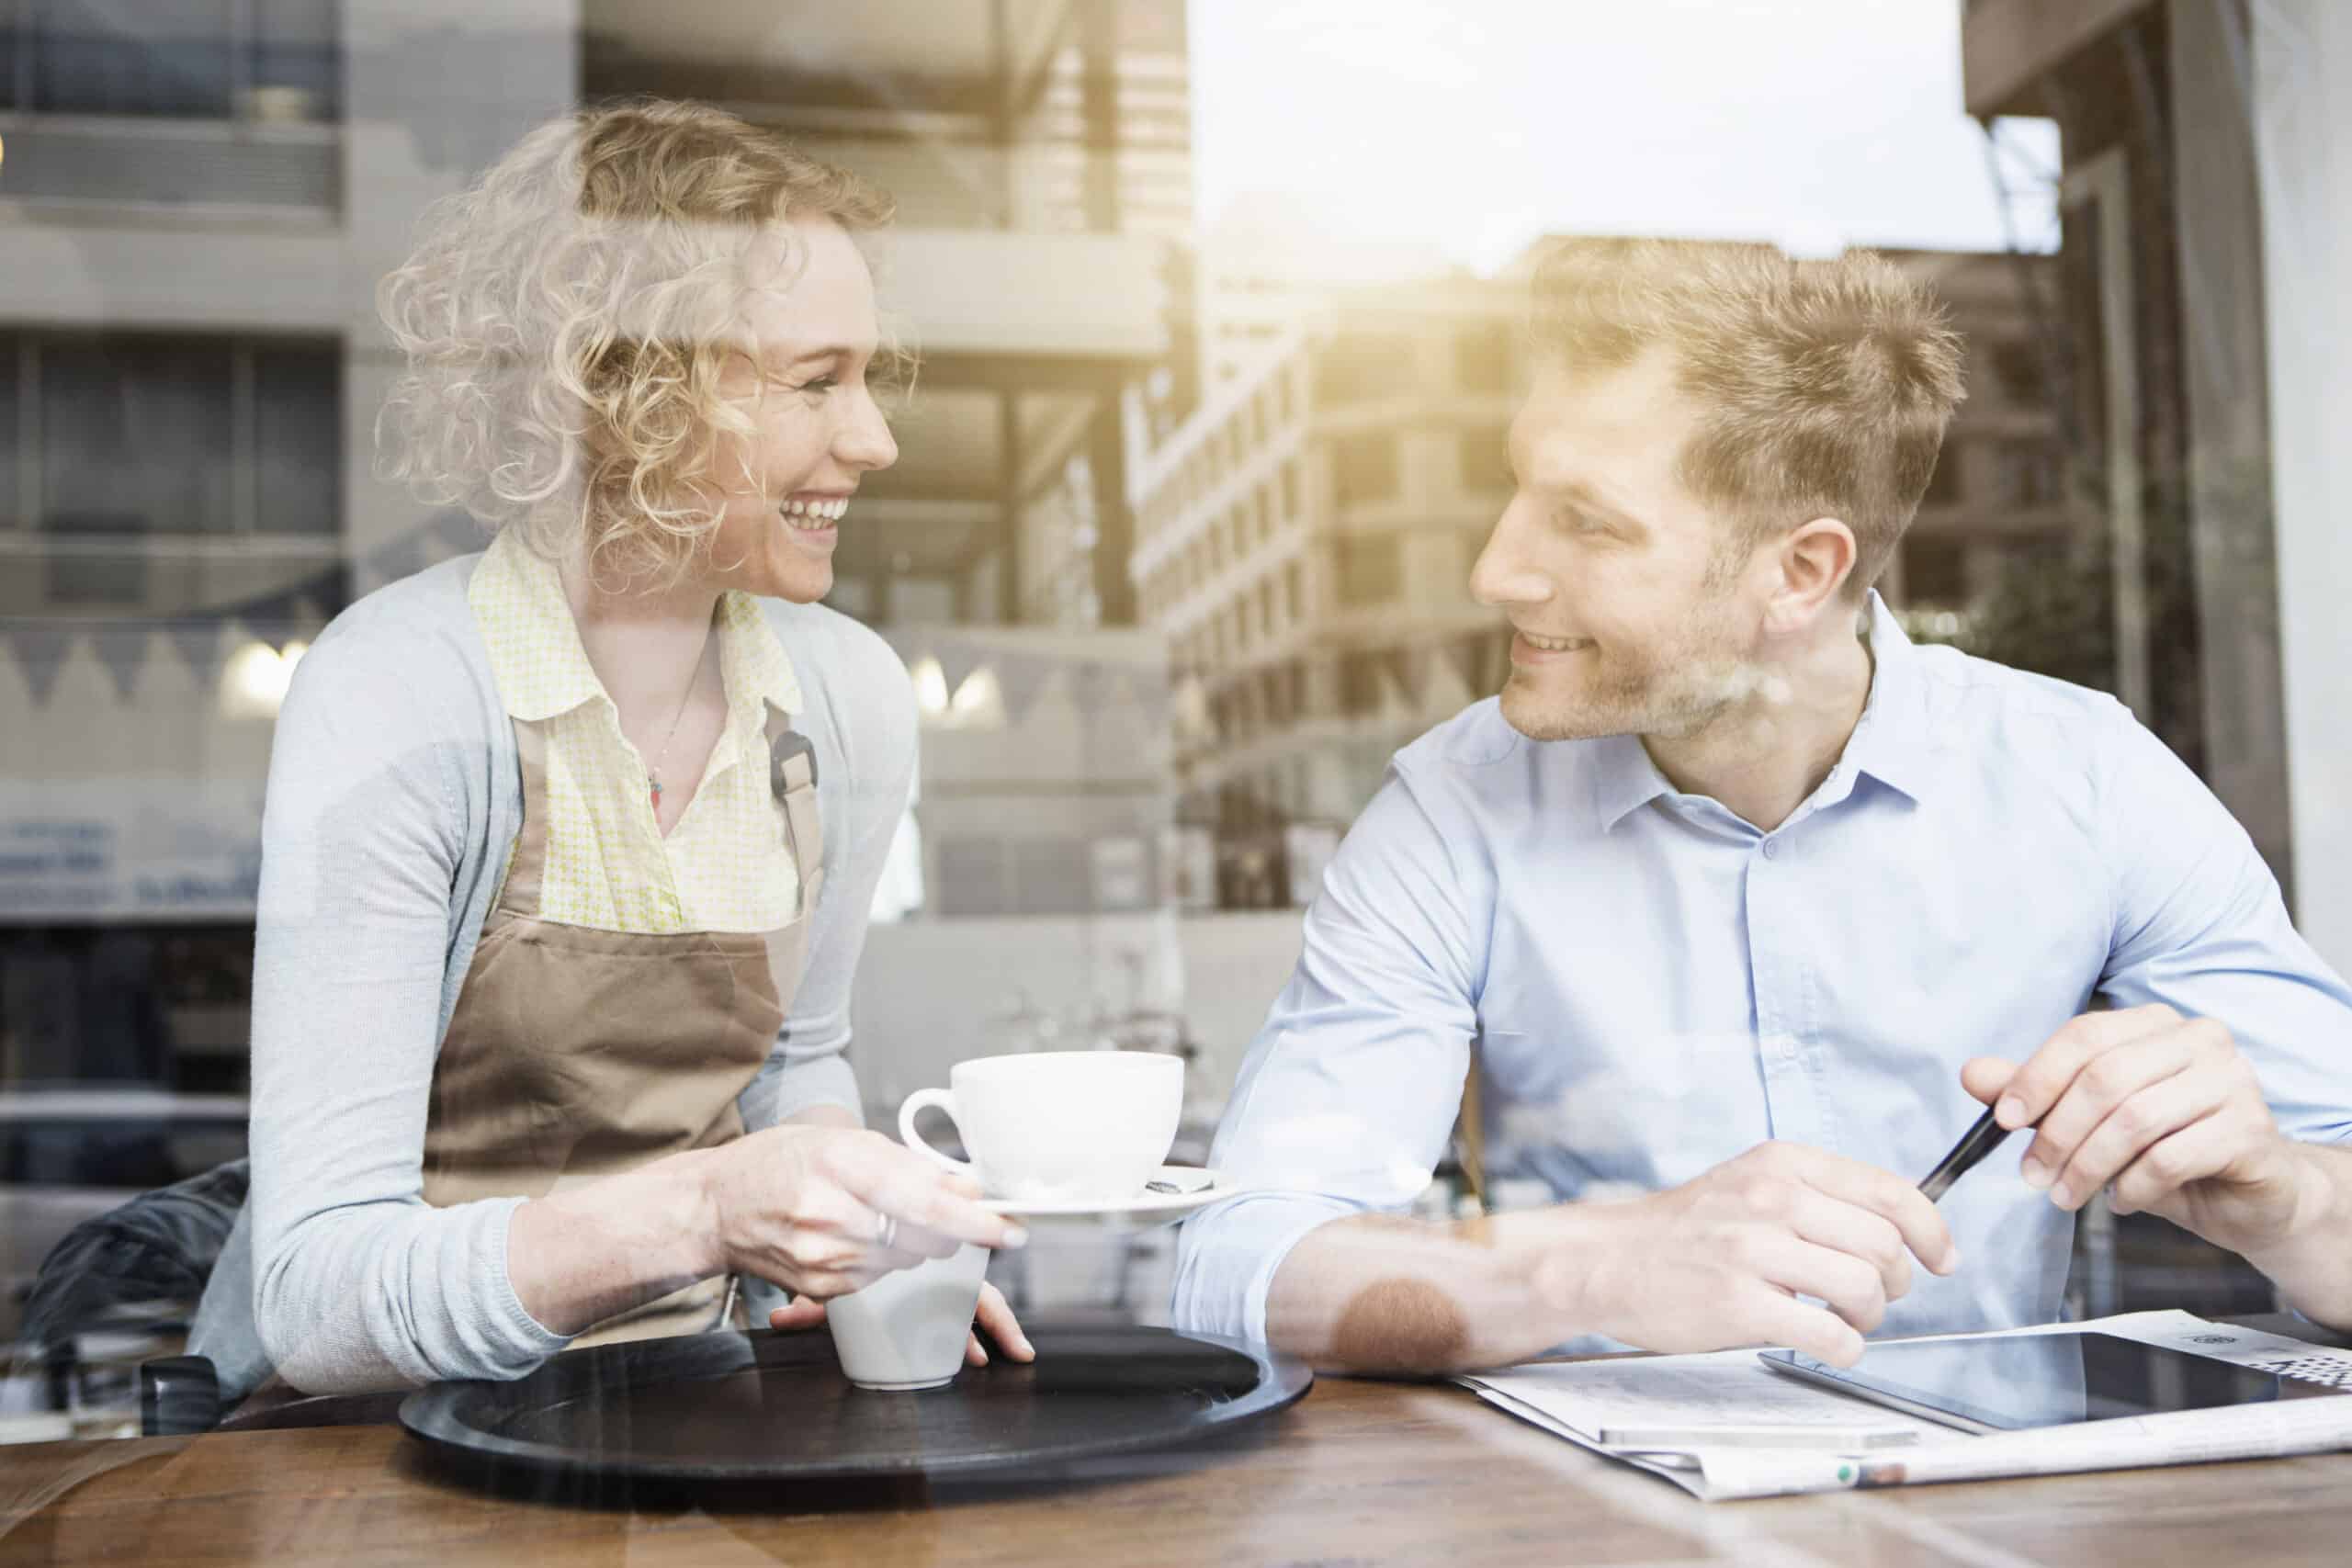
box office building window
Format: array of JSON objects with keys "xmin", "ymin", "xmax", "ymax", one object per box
[
  {"xmin": 1904, "ymin": 536, "xmax": 1969, "ymax": 604},
  {"xmin": 41, "ymin": 337, "xmax": 236, "ymax": 536},
  {"xmin": 1283, "ymin": 559, "xmax": 1303, "ymax": 621},
  {"xmin": 1281, "ymin": 457, "xmax": 1301, "ymax": 517},
  {"xmin": 1455, "ymin": 320, "xmax": 1513, "ymax": 393},
  {"xmin": 1332, "ymin": 432, "xmax": 1398, "ymax": 506},
  {"xmin": 1339, "ymin": 649, "xmax": 1385, "ymax": 715},
  {"xmin": 1314, "ymin": 333, "xmax": 1413, "ymax": 406},
  {"xmin": 30, "ymin": 0, "xmax": 339, "ymax": 120},
  {"xmin": 1987, "ymin": 340, "xmax": 2047, "ymax": 405},
  {"xmin": 1994, "ymin": 441, "xmax": 2063, "ymax": 508},
  {"xmin": 1922, "ymin": 442, "xmax": 1963, "ymax": 507},
  {"xmin": 254, "ymin": 346, "xmax": 341, "ymax": 535},
  {"xmin": 6, "ymin": 330, "xmax": 341, "ymax": 541},
  {"xmin": 1459, "ymin": 423, "xmax": 1510, "ymax": 493},
  {"xmin": 0, "ymin": 346, "xmax": 17, "ymax": 527},
  {"xmin": 1337, "ymin": 534, "xmax": 1401, "ymax": 607}
]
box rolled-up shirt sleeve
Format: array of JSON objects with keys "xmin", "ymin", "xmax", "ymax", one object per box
[
  {"xmin": 2093, "ymin": 702, "xmax": 2352, "ymax": 1143},
  {"xmin": 1172, "ymin": 748, "xmax": 1493, "ymax": 1343}
]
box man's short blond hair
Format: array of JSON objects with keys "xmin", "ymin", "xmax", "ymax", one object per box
[
  {"xmin": 1530, "ymin": 238, "xmax": 1965, "ymax": 598},
  {"xmin": 377, "ymin": 99, "xmax": 899, "ymax": 589}
]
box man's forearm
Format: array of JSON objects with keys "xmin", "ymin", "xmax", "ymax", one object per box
[
  {"xmin": 1263, "ymin": 1208, "xmax": 1589, "ymax": 1375},
  {"xmin": 2243, "ymin": 1142, "xmax": 2352, "ymax": 1331}
]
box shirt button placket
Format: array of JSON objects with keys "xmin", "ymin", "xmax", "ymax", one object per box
[{"xmin": 1747, "ymin": 830, "xmax": 1815, "ymax": 1145}]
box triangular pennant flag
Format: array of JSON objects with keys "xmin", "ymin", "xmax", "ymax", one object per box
[
  {"xmin": 1069, "ymin": 663, "xmax": 1116, "ymax": 716},
  {"xmin": 933, "ymin": 637, "xmax": 983, "ymax": 702},
  {"xmin": 238, "ymin": 592, "xmax": 299, "ymax": 643},
  {"xmin": 88, "ymin": 622, "xmax": 153, "ymax": 700},
  {"xmin": 434, "ymin": 510, "xmax": 484, "ymax": 550},
  {"xmin": 1124, "ymin": 670, "xmax": 1170, "ymax": 712},
  {"xmin": 165, "ymin": 620, "xmax": 228, "ymax": 691},
  {"xmin": 6, "ymin": 621, "xmax": 78, "ymax": 707},
  {"xmin": 992, "ymin": 651, "xmax": 1054, "ymax": 726},
  {"xmin": 367, "ymin": 533, "xmax": 425, "ymax": 584}
]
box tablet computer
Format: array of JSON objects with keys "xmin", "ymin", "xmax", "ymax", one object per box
[{"xmin": 1758, "ymin": 1331, "xmax": 2342, "ymax": 1436}]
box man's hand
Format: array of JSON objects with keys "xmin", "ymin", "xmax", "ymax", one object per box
[
  {"xmin": 1963, "ymin": 1004, "xmax": 2312, "ymax": 1256},
  {"xmin": 1534, "ymin": 1141, "xmax": 1959, "ymax": 1368}
]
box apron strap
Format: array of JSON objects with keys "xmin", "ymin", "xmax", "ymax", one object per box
[
  {"xmin": 497, "ymin": 716, "xmax": 556, "ymax": 917},
  {"xmin": 763, "ymin": 703, "xmax": 825, "ymax": 905}
]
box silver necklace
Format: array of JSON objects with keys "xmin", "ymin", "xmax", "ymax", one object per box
[{"xmin": 646, "ymin": 640, "xmax": 707, "ymax": 811}]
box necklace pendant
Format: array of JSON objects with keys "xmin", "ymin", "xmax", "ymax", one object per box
[{"xmin": 649, "ymin": 775, "xmax": 662, "ymax": 809}]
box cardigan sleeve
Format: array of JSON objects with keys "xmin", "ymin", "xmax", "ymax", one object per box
[{"xmin": 244, "ymin": 615, "xmax": 570, "ymax": 1393}]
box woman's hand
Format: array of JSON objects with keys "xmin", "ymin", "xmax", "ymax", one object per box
[
  {"xmin": 768, "ymin": 1280, "xmax": 1038, "ymax": 1368},
  {"xmin": 698, "ymin": 1124, "xmax": 1025, "ymax": 1300}
]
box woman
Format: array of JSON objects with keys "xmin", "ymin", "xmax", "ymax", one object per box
[{"xmin": 187, "ymin": 101, "xmax": 1032, "ymax": 1396}]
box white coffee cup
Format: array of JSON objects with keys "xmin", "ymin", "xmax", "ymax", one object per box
[
  {"xmin": 824, "ymin": 1244, "xmax": 989, "ymax": 1392},
  {"xmin": 897, "ymin": 1051, "xmax": 1183, "ymax": 1203}
]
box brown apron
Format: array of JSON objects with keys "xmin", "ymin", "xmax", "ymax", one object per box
[{"xmin": 420, "ymin": 701, "xmax": 826, "ymax": 1346}]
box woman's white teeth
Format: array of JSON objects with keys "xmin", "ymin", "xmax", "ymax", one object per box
[
  {"xmin": 1522, "ymin": 631, "xmax": 1587, "ymax": 651},
  {"xmin": 783, "ymin": 497, "xmax": 847, "ymax": 527}
]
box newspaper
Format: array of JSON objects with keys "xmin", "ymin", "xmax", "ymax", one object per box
[{"xmin": 1456, "ymin": 1310, "xmax": 2352, "ymax": 1502}]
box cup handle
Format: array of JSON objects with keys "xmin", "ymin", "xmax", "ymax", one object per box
[{"xmin": 897, "ymin": 1088, "xmax": 974, "ymax": 1178}]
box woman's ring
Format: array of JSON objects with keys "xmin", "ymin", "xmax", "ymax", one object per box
[{"xmin": 873, "ymin": 1211, "xmax": 899, "ymax": 1251}]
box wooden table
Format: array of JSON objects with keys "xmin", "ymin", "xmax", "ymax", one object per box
[{"xmin": 6, "ymin": 1319, "xmax": 2350, "ymax": 1567}]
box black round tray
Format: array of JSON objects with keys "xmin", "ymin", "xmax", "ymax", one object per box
[{"xmin": 399, "ymin": 1322, "xmax": 1310, "ymax": 1500}]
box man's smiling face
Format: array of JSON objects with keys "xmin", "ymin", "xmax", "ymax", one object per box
[{"xmin": 1470, "ymin": 345, "xmax": 1768, "ymax": 743}]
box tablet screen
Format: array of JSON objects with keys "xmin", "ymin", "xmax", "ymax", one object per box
[{"xmin": 1763, "ymin": 1332, "xmax": 2288, "ymax": 1431}]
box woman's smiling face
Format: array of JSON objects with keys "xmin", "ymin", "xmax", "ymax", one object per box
[{"xmin": 700, "ymin": 215, "xmax": 899, "ymax": 604}]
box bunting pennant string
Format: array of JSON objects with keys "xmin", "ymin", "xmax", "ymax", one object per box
[
  {"xmin": 5, "ymin": 622, "xmax": 75, "ymax": 708},
  {"xmin": 88, "ymin": 623, "xmax": 153, "ymax": 700},
  {"xmin": 989, "ymin": 652, "xmax": 1056, "ymax": 726},
  {"xmin": 434, "ymin": 509, "xmax": 486, "ymax": 550},
  {"xmin": 930, "ymin": 637, "xmax": 984, "ymax": 702},
  {"xmin": 164, "ymin": 620, "xmax": 228, "ymax": 692}
]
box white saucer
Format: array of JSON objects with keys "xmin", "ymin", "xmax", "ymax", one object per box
[{"xmin": 979, "ymin": 1166, "xmax": 1234, "ymax": 1228}]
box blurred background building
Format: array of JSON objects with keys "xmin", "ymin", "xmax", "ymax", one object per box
[
  {"xmin": 0, "ymin": 0, "xmax": 1227, "ymax": 1349},
  {"xmin": 1132, "ymin": 243, "xmax": 2069, "ymax": 908},
  {"xmin": 6, "ymin": 0, "xmax": 2351, "ymax": 1416}
]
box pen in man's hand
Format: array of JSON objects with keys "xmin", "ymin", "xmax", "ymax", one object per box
[{"xmin": 1917, "ymin": 1104, "xmax": 2016, "ymax": 1202}]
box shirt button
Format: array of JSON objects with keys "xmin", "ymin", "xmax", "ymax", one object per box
[{"xmin": 1761, "ymin": 838, "xmax": 1779, "ymax": 860}]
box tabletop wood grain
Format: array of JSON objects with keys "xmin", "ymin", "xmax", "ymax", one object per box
[{"xmin": 6, "ymin": 1317, "xmax": 2350, "ymax": 1567}]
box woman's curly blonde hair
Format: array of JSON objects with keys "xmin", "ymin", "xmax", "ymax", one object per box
[{"xmin": 377, "ymin": 98, "xmax": 900, "ymax": 588}]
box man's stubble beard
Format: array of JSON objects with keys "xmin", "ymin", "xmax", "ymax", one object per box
[{"xmin": 1497, "ymin": 611, "xmax": 1762, "ymax": 745}]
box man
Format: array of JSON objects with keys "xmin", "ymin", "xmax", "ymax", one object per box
[{"xmin": 1170, "ymin": 239, "xmax": 2352, "ymax": 1375}]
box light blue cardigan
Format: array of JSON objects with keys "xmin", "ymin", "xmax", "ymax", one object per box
[{"xmin": 189, "ymin": 553, "xmax": 916, "ymax": 1396}]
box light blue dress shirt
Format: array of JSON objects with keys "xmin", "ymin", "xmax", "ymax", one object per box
[{"xmin": 1171, "ymin": 594, "xmax": 2352, "ymax": 1349}]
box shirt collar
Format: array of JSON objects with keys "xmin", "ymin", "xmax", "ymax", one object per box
[
  {"xmin": 713, "ymin": 586, "xmax": 804, "ymax": 724},
  {"xmin": 1589, "ymin": 733, "xmax": 1676, "ymax": 832},
  {"xmin": 469, "ymin": 527, "xmax": 803, "ymax": 724},
  {"xmin": 1840, "ymin": 589, "xmax": 1934, "ymax": 804},
  {"xmin": 1587, "ymin": 589, "xmax": 1933, "ymax": 832}
]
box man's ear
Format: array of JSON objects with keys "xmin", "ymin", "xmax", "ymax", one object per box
[{"xmin": 1767, "ymin": 517, "xmax": 1858, "ymax": 631}]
